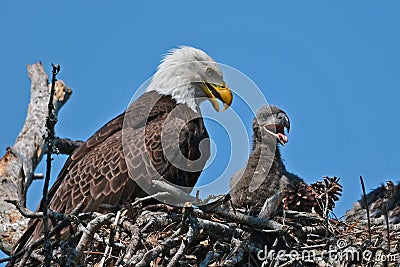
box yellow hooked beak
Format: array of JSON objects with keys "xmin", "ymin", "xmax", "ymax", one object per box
[{"xmin": 201, "ymin": 82, "xmax": 233, "ymax": 112}]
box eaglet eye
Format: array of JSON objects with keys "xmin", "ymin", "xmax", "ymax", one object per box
[{"xmin": 262, "ymin": 113, "xmax": 269, "ymax": 120}]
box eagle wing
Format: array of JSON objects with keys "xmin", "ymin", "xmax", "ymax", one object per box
[
  {"xmin": 49, "ymin": 90, "xmax": 176, "ymax": 213},
  {"xmin": 15, "ymin": 90, "xmax": 209, "ymax": 253}
]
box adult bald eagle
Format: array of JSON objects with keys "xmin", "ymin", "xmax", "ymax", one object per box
[
  {"xmin": 230, "ymin": 105, "xmax": 304, "ymax": 211},
  {"xmin": 14, "ymin": 46, "xmax": 232, "ymax": 253}
]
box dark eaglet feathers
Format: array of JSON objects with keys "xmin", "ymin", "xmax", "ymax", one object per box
[
  {"xmin": 13, "ymin": 46, "xmax": 233, "ymax": 255},
  {"xmin": 346, "ymin": 180, "xmax": 400, "ymax": 225},
  {"xmin": 230, "ymin": 105, "xmax": 305, "ymax": 212}
]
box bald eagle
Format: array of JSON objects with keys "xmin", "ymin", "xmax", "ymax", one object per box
[
  {"xmin": 230, "ymin": 105, "xmax": 303, "ymax": 211},
  {"xmin": 14, "ymin": 47, "xmax": 232, "ymax": 254}
]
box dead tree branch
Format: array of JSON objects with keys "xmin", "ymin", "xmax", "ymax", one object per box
[
  {"xmin": 0, "ymin": 62, "xmax": 72, "ymax": 255},
  {"xmin": 360, "ymin": 175, "xmax": 372, "ymax": 243},
  {"xmin": 53, "ymin": 137, "xmax": 83, "ymax": 155},
  {"xmin": 42, "ymin": 63, "xmax": 60, "ymax": 267}
]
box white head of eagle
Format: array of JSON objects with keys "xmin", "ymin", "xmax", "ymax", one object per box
[{"xmin": 146, "ymin": 46, "xmax": 232, "ymax": 112}]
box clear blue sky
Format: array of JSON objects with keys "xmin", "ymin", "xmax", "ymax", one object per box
[{"xmin": 1, "ymin": 2, "xmax": 399, "ymax": 258}]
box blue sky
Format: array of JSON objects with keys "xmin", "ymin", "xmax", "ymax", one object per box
[{"xmin": 1, "ymin": 1, "xmax": 400, "ymax": 259}]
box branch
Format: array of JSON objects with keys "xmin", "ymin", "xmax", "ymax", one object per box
[
  {"xmin": 215, "ymin": 207, "xmax": 284, "ymax": 231},
  {"xmin": 3, "ymin": 200, "xmax": 42, "ymax": 219},
  {"xmin": 75, "ymin": 213, "xmax": 114, "ymax": 262},
  {"xmin": 42, "ymin": 63, "xmax": 60, "ymax": 267},
  {"xmin": 258, "ymin": 191, "xmax": 283, "ymax": 219},
  {"xmin": 135, "ymin": 237, "xmax": 182, "ymax": 267},
  {"xmin": 360, "ymin": 176, "xmax": 372, "ymax": 243},
  {"xmin": 6, "ymin": 197, "xmax": 88, "ymax": 266},
  {"xmin": 0, "ymin": 62, "xmax": 72, "ymax": 255},
  {"xmin": 166, "ymin": 218, "xmax": 198, "ymax": 267},
  {"xmin": 152, "ymin": 180, "xmax": 199, "ymax": 204},
  {"xmin": 196, "ymin": 217, "xmax": 244, "ymax": 237},
  {"xmin": 53, "ymin": 138, "xmax": 84, "ymax": 155}
]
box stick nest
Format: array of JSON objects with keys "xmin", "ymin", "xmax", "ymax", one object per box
[{"xmin": 12, "ymin": 179, "xmax": 400, "ymax": 267}]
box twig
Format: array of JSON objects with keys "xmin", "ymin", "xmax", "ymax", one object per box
[
  {"xmin": 75, "ymin": 213, "xmax": 114, "ymax": 262},
  {"xmin": 131, "ymin": 191, "xmax": 171, "ymax": 207},
  {"xmin": 42, "ymin": 64, "xmax": 60, "ymax": 267},
  {"xmin": 360, "ymin": 176, "xmax": 372, "ymax": 243},
  {"xmin": 17, "ymin": 166, "xmax": 26, "ymax": 210},
  {"xmin": 32, "ymin": 173, "xmax": 44, "ymax": 180},
  {"xmin": 285, "ymin": 210, "xmax": 324, "ymax": 222},
  {"xmin": 48, "ymin": 209, "xmax": 82, "ymax": 225},
  {"xmin": 135, "ymin": 237, "xmax": 182, "ymax": 267},
  {"xmin": 0, "ymin": 256, "xmax": 14, "ymax": 264},
  {"xmin": 222, "ymin": 238, "xmax": 245, "ymax": 265},
  {"xmin": 145, "ymin": 203, "xmax": 181, "ymax": 213},
  {"xmin": 196, "ymin": 217, "xmax": 243, "ymax": 237},
  {"xmin": 166, "ymin": 218, "xmax": 198, "ymax": 267},
  {"xmin": 199, "ymin": 194, "xmax": 231, "ymax": 212},
  {"xmin": 215, "ymin": 207, "xmax": 284, "ymax": 231},
  {"xmin": 170, "ymin": 204, "xmax": 192, "ymax": 239},
  {"xmin": 323, "ymin": 183, "xmax": 330, "ymax": 238},
  {"xmin": 301, "ymin": 225, "xmax": 327, "ymax": 236},
  {"xmin": 99, "ymin": 209, "xmax": 126, "ymax": 267},
  {"xmin": 14, "ymin": 197, "xmax": 88, "ymax": 266},
  {"xmin": 4, "ymin": 200, "xmax": 43, "ymax": 219},
  {"xmin": 116, "ymin": 219, "xmax": 142, "ymax": 266},
  {"xmin": 152, "ymin": 180, "xmax": 199, "ymax": 204},
  {"xmin": 383, "ymin": 204, "xmax": 390, "ymax": 252},
  {"xmin": 199, "ymin": 251, "xmax": 215, "ymax": 267},
  {"xmin": 0, "ymin": 63, "xmax": 72, "ymax": 255},
  {"xmin": 258, "ymin": 191, "xmax": 282, "ymax": 219},
  {"xmin": 53, "ymin": 137, "xmax": 84, "ymax": 155}
]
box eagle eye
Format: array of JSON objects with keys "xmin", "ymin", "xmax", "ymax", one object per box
[
  {"xmin": 206, "ymin": 67, "xmax": 213, "ymax": 76},
  {"xmin": 262, "ymin": 112, "xmax": 269, "ymax": 120}
]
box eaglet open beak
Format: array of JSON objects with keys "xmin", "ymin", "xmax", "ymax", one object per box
[{"xmin": 201, "ymin": 82, "xmax": 233, "ymax": 112}]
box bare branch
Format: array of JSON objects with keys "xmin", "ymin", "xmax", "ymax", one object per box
[
  {"xmin": 258, "ymin": 191, "xmax": 283, "ymax": 219},
  {"xmin": 53, "ymin": 138, "xmax": 84, "ymax": 155},
  {"xmin": 135, "ymin": 237, "xmax": 181, "ymax": 267},
  {"xmin": 152, "ymin": 180, "xmax": 198, "ymax": 204},
  {"xmin": 360, "ymin": 176, "xmax": 372, "ymax": 243},
  {"xmin": 4, "ymin": 200, "xmax": 42, "ymax": 219},
  {"xmin": 166, "ymin": 218, "xmax": 198, "ymax": 267},
  {"xmin": 42, "ymin": 63, "xmax": 61, "ymax": 267},
  {"xmin": 0, "ymin": 63, "xmax": 72, "ymax": 255},
  {"xmin": 215, "ymin": 207, "xmax": 284, "ymax": 231},
  {"xmin": 383, "ymin": 204, "xmax": 390, "ymax": 252},
  {"xmin": 75, "ymin": 213, "xmax": 114, "ymax": 262},
  {"xmin": 7, "ymin": 197, "xmax": 88, "ymax": 266}
]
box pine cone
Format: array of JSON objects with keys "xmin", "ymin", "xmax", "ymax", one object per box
[
  {"xmin": 282, "ymin": 181, "xmax": 318, "ymax": 212},
  {"xmin": 282, "ymin": 177, "xmax": 342, "ymax": 217},
  {"xmin": 311, "ymin": 176, "xmax": 342, "ymax": 216}
]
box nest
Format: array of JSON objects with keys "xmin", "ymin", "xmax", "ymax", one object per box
[{"xmin": 9, "ymin": 178, "xmax": 400, "ymax": 267}]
